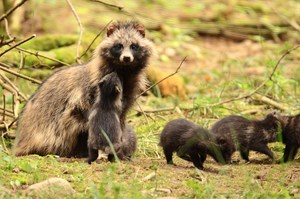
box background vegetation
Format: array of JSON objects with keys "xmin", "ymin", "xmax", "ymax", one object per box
[{"xmin": 0, "ymin": 0, "xmax": 299, "ymax": 198}]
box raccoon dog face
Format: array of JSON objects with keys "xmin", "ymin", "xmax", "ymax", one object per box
[{"xmin": 99, "ymin": 21, "xmax": 153, "ymax": 70}]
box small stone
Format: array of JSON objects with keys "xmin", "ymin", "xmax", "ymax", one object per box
[{"xmin": 26, "ymin": 177, "xmax": 75, "ymax": 198}]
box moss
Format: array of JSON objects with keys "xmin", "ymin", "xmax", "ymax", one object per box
[
  {"xmin": 0, "ymin": 32, "xmax": 99, "ymax": 68},
  {"xmin": 19, "ymin": 34, "xmax": 78, "ymax": 51}
]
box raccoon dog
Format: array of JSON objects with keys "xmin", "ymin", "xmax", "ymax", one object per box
[
  {"xmin": 87, "ymin": 72, "xmax": 123, "ymax": 164},
  {"xmin": 210, "ymin": 112, "xmax": 280, "ymax": 163},
  {"xmin": 159, "ymin": 118, "xmax": 225, "ymax": 170},
  {"xmin": 107, "ymin": 124, "xmax": 137, "ymax": 162},
  {"xmin": 14, "ymin": 21, "xmax": 153, "ymax": 157},
  {"xmin": 274, "ymin": 113, "xmax": 300, "ymax": 162}
]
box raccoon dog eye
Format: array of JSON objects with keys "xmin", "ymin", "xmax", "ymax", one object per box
[
  {"xmin": 112, "ymin": 43, "xmax": 123, "ymax": 51},
  {"xmin": 130, "ymin": 43, "xmax": 139, "ymax": 51}
]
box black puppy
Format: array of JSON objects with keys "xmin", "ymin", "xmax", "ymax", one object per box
[
  {"xmin": 87, "ymin": 72, "xmax": 123, "ymax": 163},
  {"xmin": 159, "ymin": 118, "xmax": 225, "ymax": 170},
  {"xmin": 210, "ymin": 112, "xmax": 280, "ymax": 163}
]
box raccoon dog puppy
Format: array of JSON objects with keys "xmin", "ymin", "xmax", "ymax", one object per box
[
  {"xmin": 274, "ymin": 113, "xmax": 300, "ymax": 162},
  {"xmin": 210, "ymin": 112, "xmax": 280, "ymax": 163},
  {"xmin": 159, "ymin": 118, "xmax": 225, "ymax": 170},
  {"xmin": 107, "ymin": 124, "xmax": 137, "ymax": 162},
  {"xmin": 15, "ymin": 21, "xmax": 153, "ymax": 157},
  {"xmin": 87, "ymin": 72, "xmax": 123, "ymax": 164}
]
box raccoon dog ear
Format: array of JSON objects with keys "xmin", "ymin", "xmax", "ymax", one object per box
[
  {"xmin": 134, "ymin": 24, "xmax": 145, "ymax": 37},
  {"xmin": 107, "ymin": 24, "xmax": 120, "ymax": 37}
]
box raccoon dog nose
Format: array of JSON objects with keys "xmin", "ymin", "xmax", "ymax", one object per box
[{"xmin": 123, "ymin": 56, "xmax": 131, "ymax": 62}]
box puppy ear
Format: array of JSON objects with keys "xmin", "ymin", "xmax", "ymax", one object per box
[
  {"xmin": 134, "ymin": 23, "xmax": 145, "ymax": 37},
  {"xmin": 218, "ymin": 137, "xmax": 227, "ymax": 145},
  {"xmin": 107, "ymin": 23, "xmax": 119, "ymax": 37},
  {"xmin": 115, "ymin": 86, "xmax": 121, "ymax": 94},
  {"xmin": 99, "ymin": 76, "xmax": 107, "ymax": 88}
]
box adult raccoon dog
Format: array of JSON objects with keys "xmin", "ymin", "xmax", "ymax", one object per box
[
  {"xmin": 210, "ymin": 112, "xmax": 280, "ymax": 163},
  {"xmin": 274, "ymin": 113, "xmax": 300, "ymax": 162},
  {"xmin": 87, "ymin": 72, "xmax": 123, "ymax": 164},
  {"xmin": 159, "ymin": 118, "xmax": 225, "ymax": 170},
  {"xmin": 14, "ymin": 21, "xmax": 153, "ymax": 157},
  {"xmin": 107, "ymin": 124, "xmax": 137, "ymax": 162}
]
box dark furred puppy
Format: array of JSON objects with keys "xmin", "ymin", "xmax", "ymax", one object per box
[
  {"xmin": 159, "ymin": 118, "xmax": 225, "ymax": 170},
  {"xmin": 14, "ymin": 21, "xmax": 153, "ymax": 157},
  {"xmin": 274, "ymin": 113, "xmax": 300, "ymax": 162},
  {"xmin": 107, "ymin": 124, "xmax": 137, "ymax": 162},
  {"xmin": 210, "ymin": 112, "xmax": 280, "ymax": 163},
  {"xmin": 87, "ymin": 72, "xmax": 123, "ymax": 164}
]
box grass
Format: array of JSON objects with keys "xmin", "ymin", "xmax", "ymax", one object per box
[{"xmin": 1, "ymin": 0, "xmax": 300, "ymax": 198}]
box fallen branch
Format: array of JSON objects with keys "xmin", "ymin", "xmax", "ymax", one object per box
[
  {"xmin": 136, "ymin": 56, "xmax": 187, "ymax": 99},
  {"xmin": 0, "ymin": 34, "xmax": 36, "ymax": 57},
  {"xmin": 66, "ymin": 0, "xmax": 83, "ymax": 64},
  {"xmin": 251, "ymin": 94, "xmax": 288, "ymax": 111},
  {"xmin": 0, "ymin": 63, "xmax": 42, "ymax": 84},
  {"xmin": 134, "ymin": 107, "xmax": 175, "ymax": 114},
  {"xmin": 0, "ymin": 0, "xmax": 28, "ymax": 22},
  {"xmin": 207, "ymin": 45, "xmax": 300, "ymax": 107}
]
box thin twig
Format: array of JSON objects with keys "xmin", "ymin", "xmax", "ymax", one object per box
[
  {"xmin": 4, "ymin": 18, "xmax": 12, "ymax": 38},
  {"xmin": 66, "ymin": 0, "xmax": 83, "ymax": 64},
  {"xmin": 91, "ymin": 0, "xmax": 123, "ymax": 10},
  {"xmin": 135, "ymin": 101, "xmax": 150, "ymax": 126},
  {"xmin": 0, "ymin": 0, "xmax": 28, "ymax": 22},
  {"xmin": 134, "ymin": 107, "xmax": 175, "ymax": 114},
  {"xmin": 0, "ymin": 73, "xmax": 28, "ymax": 101},
  {"xmin": 0, "ymin": 63, "xmax": 41, "ymax": 84},
  {"xmin": 8, "ymin": 117, "xmax": 18, "ymax": 129},
  {"xmin": 0, "ymin": 37, "xmax": 16, "ymax": 47},
  {"xmin": 136, "ymin": 56, "xmax": 187, "ymax": 99},
  {"xmin": 207, "ymin": 45, "xmax": 300, "ymax": 107},
  {"xmin": 79, "ymin": 20, "xmax": 112, "ymax": 59},
  {"xmin": 91, "ymin": 0, "xmax": 150, "ymax": 19},
  {"xmin": 0, "ymin": 78, "xmax": 20, "ymax": 117},
  {"xmin": 1, "ymin": 122, "xmax": 10, "ymax": 154},
  {"xmin": 16, "ymin": 47, "xmax": 70, "ymax": 66},
  {"xmin": 0, "ymin": 108, "xmax": 14, "ymax": 119},
  {"xmin": 2, "ymin": 95, "xmax": 6, "ymax": 122},
  {"xmin": 4, "ymin": 18, "xmax": 68, "ymax": 66},
  {"xmin": 0, "ymin": 34, "xmax": 36, "ymax": 57},
  {"xmin": 271, "ymin": 7, "xmax": 300, "ymax": 33}
]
